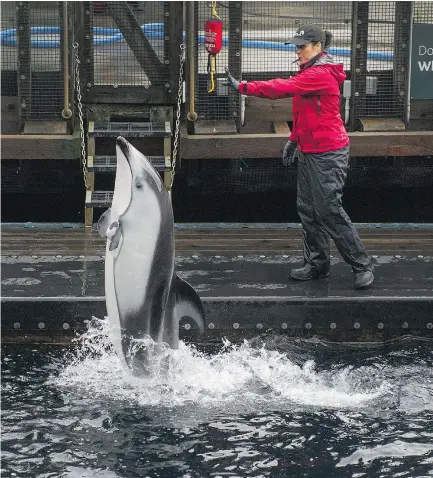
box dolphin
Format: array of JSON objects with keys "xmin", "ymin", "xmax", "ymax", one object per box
[{"xmin": 97, "ymin": 136, "xmax": 205, "ymax": 374}]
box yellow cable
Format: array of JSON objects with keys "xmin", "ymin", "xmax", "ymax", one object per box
[
  {"xmin": 208, "ymin": 1, "xmax": 219, "ymax": 93},
  {"xmin": 211, "ymin": 0, "xmax": 221, "ymax": 20},
  {"xmin": 208, "ymin": 55, "xmax": 216, "ymax": 93}
]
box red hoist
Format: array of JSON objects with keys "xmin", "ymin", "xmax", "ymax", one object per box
[{"xmin": 204, "ymin": 1, "xmax": 223, "ymax": 93}]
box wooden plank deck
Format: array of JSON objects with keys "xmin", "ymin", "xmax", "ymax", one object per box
[{"xmin": 2, "ymin": 225, "xmax": 433, "ymax": 255}]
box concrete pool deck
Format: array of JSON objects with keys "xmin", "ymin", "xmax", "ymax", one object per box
[{"xmin": 1, "ymin": 223, "xmax": 433, "ymax": 344}]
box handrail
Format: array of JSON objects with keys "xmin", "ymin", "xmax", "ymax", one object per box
[
  {"xmin": 186, "ymin": 2, "xmax": 197, "ymax": 122},
  {"xmin": 61, "ymin": 2, "xmax": 72, "ymax": 120}
]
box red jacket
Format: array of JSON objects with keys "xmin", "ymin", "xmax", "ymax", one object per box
[{"xmin": 238, "ymin": 54, "xmax": 350, "ymax": 153}]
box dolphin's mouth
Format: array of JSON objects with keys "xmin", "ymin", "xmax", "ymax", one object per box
[
  {"xmin": 116, "ymin": 136, "xmax": 131, "ymax": 163},
  {"xmin": 111, "ymin": 136, "xmax": 133, "ymax": 218}
]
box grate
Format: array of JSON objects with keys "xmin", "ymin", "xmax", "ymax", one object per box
[
  {"xmin": 195, "ymin": 1, "xmax": 231, "ymax": 121},
  {"xmin": 1, "ymin": 2, "xmax": 18, "ymax": 96},
  {"xmin": 413, "ymin": 1, "xmax": 433, "ymax": 23},
  {"xmin": 85, "ymin": 1, "xmax": 168, "ymax": 87},
  {"xmin": 90, "ymin": 121, "xmax": 171, "ymax": 137},
  {"xmin": 87, "ymin": 190, "xmax": 113, "ymax": 207},
  {"xmin": 242, "ymin": 2, "xmax": 353, "ymax": 77},
  {"xmin": 194, "ymin": 1, "xmax": 353, "ymax": 121},
  {"xmin": 1, "ymin": 160, "xmax": 68, "ymax": 194},
  {"xmin": 353, "ymin": 2, "xmax": 409, "ymax": 119},
  {"xmin": 89, "ymin": 155, "xmax": 166, "ymax": 171},
  {"xmin": 185, "ymin": 158, "xmax": 297, "ymax": 194},
  {"xmin": 28, "ymin": 2, "xmax": 63, "ymax": 119}
]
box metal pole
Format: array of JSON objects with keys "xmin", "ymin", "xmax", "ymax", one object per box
[
  {"xmin": 62, "ymin": 1, "xmax": 72, "ymax": 119},
  {"xmin": 405, "ymin": 3, "xmax": 414, "ymax": 127},
  {"xmin": 187, "ymin": 1, "xmax": 197, "ymax": 122}
]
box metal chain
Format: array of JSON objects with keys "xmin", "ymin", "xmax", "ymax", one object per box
[
  {"xmin": 169, "ymin": 43, "xmax": 186, "ymax": 191},
  {"xmin": 73, "ymin": 42, "xmax": 89, "ymax": 190}
]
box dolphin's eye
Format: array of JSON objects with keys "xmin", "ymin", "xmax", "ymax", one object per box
[{"xmin": 135, "ymin": 180, "xmax": 142, "ymax": 189}]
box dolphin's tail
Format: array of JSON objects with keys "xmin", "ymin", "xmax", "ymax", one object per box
[{"xmin": 173, "ymin": 274, "xmax": 205, "ymax": 333}]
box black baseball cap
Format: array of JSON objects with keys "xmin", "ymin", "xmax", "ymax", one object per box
[{"xmin": 285, "ymin": 24, "xmax": 326, "ymax": 46}]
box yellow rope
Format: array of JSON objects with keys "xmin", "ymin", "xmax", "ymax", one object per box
[
  {"xmin": 208, "ymin": 55, "xmax": 216, "ymax": 93},
  {"xmin": 207, "ymin": 1, "xmax": 219, "ymax": 93},
  {"xmin": 211, "ymin": 0, "xmax": 220, "ymax": 20}
]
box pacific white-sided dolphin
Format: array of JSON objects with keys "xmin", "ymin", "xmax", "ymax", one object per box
[{"xmin": 98, "ymin": 136, "xmax": 205, "ymax": 374}]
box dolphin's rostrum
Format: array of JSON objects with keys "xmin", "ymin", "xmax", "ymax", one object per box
[{"xmin": 98, "ymin": 136, "xmax": 205, "ymax": 374}]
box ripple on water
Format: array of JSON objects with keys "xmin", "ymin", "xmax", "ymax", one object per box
[{"xmin": 1, "ymin": 319, "xmax": 433, "ymax": 477}]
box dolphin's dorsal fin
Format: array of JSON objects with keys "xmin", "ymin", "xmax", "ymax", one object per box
[
  {"xmin": 173, "ymin": 275, "xmax": 205, "ymax": 333},
  {"xmin": 97, "ymin": 208, "xmax": 111, "ymax": 238}
]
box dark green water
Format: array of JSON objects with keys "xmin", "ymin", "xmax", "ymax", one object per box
[{"xmin": 2, "ymin": 334, "xmax": 433, "ymax": 477}]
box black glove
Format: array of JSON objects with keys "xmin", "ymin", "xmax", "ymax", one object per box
[
  {"xmin": 282, "ymin": 140, "xmax": 298, "ymax": 166},
  {"xmin": 224, "ymin": 67, "xmax": 240, "ymax": 91}
]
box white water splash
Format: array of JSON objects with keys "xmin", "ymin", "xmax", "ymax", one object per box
[{"xmin": 52, "ymin": 318, "xmax": 392, "ymax": 410}]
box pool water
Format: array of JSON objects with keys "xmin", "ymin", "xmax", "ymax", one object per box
[{"xmin": 2, "ymin": 320, "xmax": 433, "ymax": 477}]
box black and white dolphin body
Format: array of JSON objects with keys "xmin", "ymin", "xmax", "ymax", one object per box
[{"xmin": 98, "ymin": 136, "xmax": 205, "ymax": 374}]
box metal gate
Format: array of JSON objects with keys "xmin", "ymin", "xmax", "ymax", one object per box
[
  {"xmin": 0, "ymin": 1, "xmax": 183, "ymax": 131},
  {"xmin": 1, "ymin": 2, "xmax": 68, "ymax": 122},
  {"xmin": 193, "ymin": 1, "xmax": 420, "ymax": 130},
  {"xmin": 76, "ymin": 1, "xmax": 182, "ymax": 105}
]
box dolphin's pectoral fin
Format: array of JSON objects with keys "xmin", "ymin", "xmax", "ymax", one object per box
[
  {"xmin": 97, "ymin": 208, "xmax": 111, "ymax": 238},
  {"xmin": 108, "ymin": 221, "xmax": 123, "ymax": 251},
  {"xmin": 173, "ymin": 274, "xmax": 205, "ymax": 334}
]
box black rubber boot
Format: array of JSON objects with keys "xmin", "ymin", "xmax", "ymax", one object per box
[
  {"xmin": 354, "ymin": 270, "xmax": 374, "ymax": 289},
  {"xmin": 289, "ymin": 263, "xmax": 330, "ymax": 281}
]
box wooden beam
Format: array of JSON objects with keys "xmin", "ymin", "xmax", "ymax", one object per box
[
  {"xmin": 1, "ymin": 129, "xmax": 81, "ymax": 160},
  {"xmin": 272, "ymin": 121, "xmax": 290, "ymax": 135},
  {"xmin": 82, "ymin": 85, "xmax": 172, "ymax": 104},
  {"xmin": 181, "ymin": 129, "xmax": 433, "ymax": 159},
  {"xmin": 245, "ymin": 96, "xmax": 293, "ymax": 122},
  {"xmin": 107, "ymin": 2, "xmax": 164, "ymax": 85}
]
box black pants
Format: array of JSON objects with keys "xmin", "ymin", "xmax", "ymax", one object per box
[{"xmin": 296, "ymin": 146, "xmax": 371, "ymax": 273}]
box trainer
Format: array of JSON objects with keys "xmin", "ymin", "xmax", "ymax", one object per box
[{"xmin": 225, "ymin": 24, "xmax": 374, "ymax": 289}]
